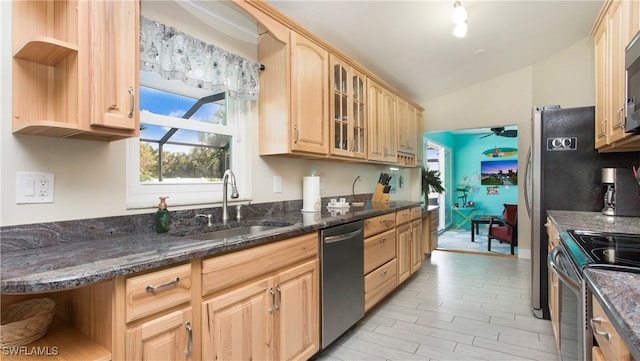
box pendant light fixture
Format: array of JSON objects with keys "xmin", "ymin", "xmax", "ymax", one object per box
[{"xmin": 450, "ymin": 1, "xmax": 468, "ymax": 38}]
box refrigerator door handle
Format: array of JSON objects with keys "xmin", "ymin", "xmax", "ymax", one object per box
[{"xmin": 524, "ymin": 145, "xmax": 532, "ymax": 218}]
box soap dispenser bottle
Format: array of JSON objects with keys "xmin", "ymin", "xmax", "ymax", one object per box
[{"xmin": 155, "ymin": 197, "xmax": 169, "ymax": 233}]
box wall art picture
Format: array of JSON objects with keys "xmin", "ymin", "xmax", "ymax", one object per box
[
  {"xmin": 486, "ymin": 186, "xmax": 500, "ymax": 195},
  {"xmin": 480, "ymin": 159, "xmax": 518, "ymax": 185},
  {"xmin": 482, "ymin": 147, "xmax": 518, "ymax": 158}
]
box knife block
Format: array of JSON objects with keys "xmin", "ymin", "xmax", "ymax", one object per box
[{"xmin": 372, "ymin": 183, "xmax": 389, "ymax": 204}]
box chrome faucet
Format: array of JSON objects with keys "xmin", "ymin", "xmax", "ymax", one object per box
[{"xmin": 222, "ymin": 169, "xmax": 239, "ymax": 223}]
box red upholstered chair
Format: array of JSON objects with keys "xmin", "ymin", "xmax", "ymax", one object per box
[{"xmin": 488, "ymin": 204, "xmax": 518, "ymax": 255}]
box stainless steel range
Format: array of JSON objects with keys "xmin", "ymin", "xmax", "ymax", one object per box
[
  {"xmin": 566, "ymin": 230, "xmax": 640, "ymax": 268},
  {"xmin": 550, "ymin": 230, "xmax": 640, "ymax": 361}
]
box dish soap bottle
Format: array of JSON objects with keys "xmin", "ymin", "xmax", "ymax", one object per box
[{"xmin": 155, "ymin": 197, "xmax": 169, "ymax": 233}]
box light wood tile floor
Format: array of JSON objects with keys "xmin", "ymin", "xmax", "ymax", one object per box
[{"xmin": 314, "ymin": 250, "xmax": 558, "ymax": 361}]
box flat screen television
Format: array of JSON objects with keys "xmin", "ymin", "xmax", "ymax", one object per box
[{"xmin": 480, "ymin": 159, "xmax": 518, "ymax": 185}]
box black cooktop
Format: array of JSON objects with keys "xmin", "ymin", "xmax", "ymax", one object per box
[{"xmin": 566, "ymin": 230, "xmax": 640, "ymax": 268}]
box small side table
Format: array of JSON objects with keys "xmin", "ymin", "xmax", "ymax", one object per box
[
  {"xmin": 451, "ymin": 207, "xmax": 478, "ymax": 229},
  {"xmin": 470, "ymin": 215, "xmax": 504, "ymax": 242}
]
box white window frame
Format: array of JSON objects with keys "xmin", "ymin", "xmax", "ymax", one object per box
[{"xmin": 126, "ymin": 73, "xmax": 252, "ymax": 209}]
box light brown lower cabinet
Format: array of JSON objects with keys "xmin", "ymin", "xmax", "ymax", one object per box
[
  {"xmin": 202, "ymin": 259, "xmax": 319, "ymax": 361},
  {"xmin": 410, "ymin": 218, "xmax": 423, "ymax": 273},
  {"xmin": 201, "ymin": 233, "xmax": 319, "ymax": 361},
  {"xmin": 364, "ymin": 208, "xmax": 422, "ymax": 312},
  {"xmin": 591, "ymin": 295, "xmax": 635, "ymax": 361},
  {"xmin": 126, "ymin": 307, "xmax": 193, "ymax": 360},
  {"xmin": 396, "ymin": 207, "xmax": 422, "ymax": 285},
  {"xmin": 421, "ymin": 210, "xmax": 439, "ymax": 255},
  {"xmin": 396, "ymin": 222, "xmax": 412, "ymax": 284},
  {"xmin": 547, "ymin": 218, "xmax": 560, "ymax": 347}
]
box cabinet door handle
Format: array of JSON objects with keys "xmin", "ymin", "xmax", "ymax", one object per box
[
  {"xmin": 616, "ymin": 105, "xmax": 625, "ymax": 127},
  {"xmin": 381, "ymin": 269, "xmax": 388, "ymax": 277},
  {"xmin": 600, "ymin": 119, "xmax": 607, "ymax": 137},
  {"xmin": 275, "ymin": 285, "xmax": 281, "ymax": 311},
  {"xmin": 185, "ymin": 321, "xmax": 193, "ymax": 357},
  {"xmin": 379, "ymin": 237, "xmax": 386, "ymax": 243},
  {"xmin": 294, "ymin": 125, "xmax": 299, "ymax": 144},
  {"xmin": 269, "ymin": 287, "xmax": 275, "ymax": 314},
  {"xmin": 128, "ymin": 87, "xmax": 134, "ymax": 118},
  {"xmin": 145, "ymin": 277, "xmax": 180, "ymax": 293},
  {"xmin": 590, "ymin": 317, "xmax": 611, "ymax": 343}
]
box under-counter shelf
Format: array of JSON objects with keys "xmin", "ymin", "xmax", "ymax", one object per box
[
  {"xmin": 13, "ymin": 36, "xmax": 78, "ymax": 66},
  {"xmin": 2, "ymin": 317, "xmax": 111, "ymax": 361}
]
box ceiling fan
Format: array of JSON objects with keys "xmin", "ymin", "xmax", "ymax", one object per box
[{"xmin": 479, "ymin": 127, "xmax": 518, "ymax": 138}]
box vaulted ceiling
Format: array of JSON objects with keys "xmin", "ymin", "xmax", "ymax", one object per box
[{"xmin": 267, "ymin": 1, "xmax": 604, "ymax": 104}]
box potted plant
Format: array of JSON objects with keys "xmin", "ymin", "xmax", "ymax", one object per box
[
  {"xmin": 455, "ymin": 185, "xmax": 470, "ymax": 207},
  {"xmin": 422, "ymin": 167, "xmax": 445, "ymax": 198}
]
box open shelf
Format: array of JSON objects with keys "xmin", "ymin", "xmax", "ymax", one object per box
[
  {"xmin": 13, "ymin": 121, "xmax": 80, "ymax": 138},
  {"xmin": 13, "ymin": 36, "xmax": 78, "ymax": 66},
  {"xmin": 2, "ymin": 317, "xmax": 111, "ymax": 361}
]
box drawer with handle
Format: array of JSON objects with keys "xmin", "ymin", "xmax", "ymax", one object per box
[
  {"xmin": 410, "ymin": 206, "xmax": 422, "ymax": 220},
  {"xmin": 364, "ymin": 213, "xmax": 396, "ymax": 238},
  {"xmin": 591, "ymin": 295, "xmax": 634, "ymax": 361},
  {"xmin": 364, "ymin": 229, "xmax": 396, "ymax": 274},
  {"xmin": 126, "ymin": 263, "xmax": 192, "ymax": 322},
  {"xmin": 396, "ymin": 209, "xmax": 412, "ymax": 225},
  {"xmin": 364, "ymin": 259, "xmax": 397, "ymax": 312}
]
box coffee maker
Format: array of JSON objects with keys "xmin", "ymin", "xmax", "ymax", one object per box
[
  {"xmin": 601, "ymin": 168, "xmax": 640, "ymax": 217},
  {"xmin": 602, "ymin": 168, "xmax": 615, "ymax": 215}
]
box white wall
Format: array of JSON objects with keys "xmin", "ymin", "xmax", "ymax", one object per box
[
  {"xmin": 532, "ymin": 36, "xmax": 596, "ymax": 108},
  {"xmin": 422, "ymin": 36, "xmax": 595, "ymax": 259}
]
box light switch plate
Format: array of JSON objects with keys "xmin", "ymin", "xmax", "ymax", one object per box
[
  {"xmin": 17, "ymin": 172, "xmax": 54, "ymax": 204},
  {"xmin": 273, "ymin": 175, "xmax": 282, "ymax": 193}
]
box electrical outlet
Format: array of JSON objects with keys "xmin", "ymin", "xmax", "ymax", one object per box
[{"xmin": 17, "ymin": 172, "xmax": 54, "ymax": 204}]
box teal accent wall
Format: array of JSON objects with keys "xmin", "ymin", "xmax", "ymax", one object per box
[
  {"xmin": 425, "ymin": 131, "xmax": 519, "ymax": 228},
  {"xmin": 424, "ymin": 131, "xmax": 455, "ymax": 148},
  {"xmin": 452, "ymin": 133, "xmax": 518, "ymax": 217}
]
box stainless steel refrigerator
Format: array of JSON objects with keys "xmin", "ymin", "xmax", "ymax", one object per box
[{"xmin": 527, "ymin": 105, "xmax": 640, "ymax": 319}]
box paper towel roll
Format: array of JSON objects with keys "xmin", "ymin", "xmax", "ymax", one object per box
[{"xmin": 302, "ymin": 176, "xmax": 321, "ymax": 212}]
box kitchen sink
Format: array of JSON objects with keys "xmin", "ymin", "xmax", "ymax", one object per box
[
  {"xmin": 174, "ymin": 221, "xmax": 294, "ymax": 242},
  {"xmin": 184, "ymin": 225, "xmax": 284, "ymax": 241}
]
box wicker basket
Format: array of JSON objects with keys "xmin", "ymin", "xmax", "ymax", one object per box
[{"xmin": 1, "ymin": 298, "xmax": 56, "ymax": 348}]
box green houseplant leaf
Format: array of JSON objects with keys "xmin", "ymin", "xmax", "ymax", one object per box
[{"xmin": 422, "ymin": 167, "xmax": 445, "ymax": 196}]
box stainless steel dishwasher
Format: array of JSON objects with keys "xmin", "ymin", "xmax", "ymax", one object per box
[{"xmin": 319, "ymin": 220, "xmax": 364, "ymax": 349}]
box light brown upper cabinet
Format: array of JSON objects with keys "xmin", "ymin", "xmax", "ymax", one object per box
[
  {"xmin": 330, "ymin": 55, "xmax": 367, "ymax": 160},
  {"xmin": 234, "ymin": 0, "xmax": 423, "ymax": 164},
  {"xmin": 593, "ymin": 0, "xmax": 640, "ymax": 152},
  {"xmin": 367, "ymin": 79, "xmax": 398, "ymax": 164},
  {"xmin": 12, "ymin": 0, "xmax": 139, "ymax": 141},
  {"xmin": 254, "ymin": 17, "xmax": 330, "ymax": 156},
  {"xmin": 397, "ymin": 99, "xmax": 420, "ymax": 166}
]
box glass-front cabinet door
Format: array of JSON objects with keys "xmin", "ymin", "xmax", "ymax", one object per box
[{"xmin": 330, "ymin": 55, "xmax": 366, "ymax": 159}]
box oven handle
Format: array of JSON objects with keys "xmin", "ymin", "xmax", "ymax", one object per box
[
  {"xmin": 323, "ymin": 228, "xmax": 363, "ymax": 244},
  {"xmin": 549, "ymin": 246, "xmax": 581, "ymax": 293}
]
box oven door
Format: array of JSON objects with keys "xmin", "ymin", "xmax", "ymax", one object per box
[{"xmin": 549, "ymin": 245, "xmax": 589, "ymax": 361}]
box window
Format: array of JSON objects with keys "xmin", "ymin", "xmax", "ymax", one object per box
[
  {"xmin": 126, "ymin": 74, "xmax": 252, "ymax": 209},
  {"xmin": 129, "ymin": 11, "xmax": 259, "ymax": 209},
  {"xmin": 139, "ymin": 86, "xmax": 230, "ymax": 183}
]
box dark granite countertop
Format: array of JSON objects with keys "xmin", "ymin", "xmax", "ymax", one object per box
[
  {"xmin": 584, "ymin": 267, "xmax": 640, "ymax": 361},
  {"xmin": 1, "ymin": 200, "xmax": 422, "ymax": 294},
  {"xmin": 547, "ymin": 210, "xmax": 640, "ymax": 359}
]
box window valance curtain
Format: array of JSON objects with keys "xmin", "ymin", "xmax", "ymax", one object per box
[{"xmin": 139, "ymin": 16, "xmax": 260, "ymax": 100}]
